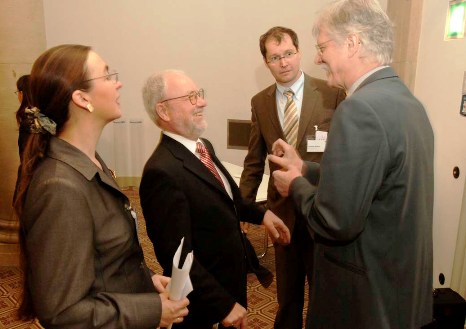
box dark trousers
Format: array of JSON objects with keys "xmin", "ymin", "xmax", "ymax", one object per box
[
  {"xmin": 274, "ymin": 220, "xmax": 314, "ymax": 329},
  {"xmin": 243, "ymin": 232, "xmax": 273, "ymax": 288}
]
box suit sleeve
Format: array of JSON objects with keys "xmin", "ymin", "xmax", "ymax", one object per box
[
  {"xmin": 24, "ymin": 178, "xmax": 161, "ymax": 329},
  {"xmin": 239, "ymin": 99, "xmax": 267, "ymax": 202},
  {"xmin": 290, "ymin": 98, "xmax": 389, "ymax": 242},
  {"xmin": 140, "ymin": 166, "xmax": 237, "ymax": 323}
]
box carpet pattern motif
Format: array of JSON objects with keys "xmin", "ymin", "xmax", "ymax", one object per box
[{"xmin": 0, "ymin": 187, "xmax": 307, "ymax": 328}]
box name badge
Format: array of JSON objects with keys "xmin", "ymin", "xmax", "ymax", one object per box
[{"xmin": 307, "ymin": 130, "xmax": 328, "ymax": 153}]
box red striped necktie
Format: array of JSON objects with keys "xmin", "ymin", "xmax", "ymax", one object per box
[{"xmin": 196, "ymin": 142, "xmax": 225, "ymax": 188}]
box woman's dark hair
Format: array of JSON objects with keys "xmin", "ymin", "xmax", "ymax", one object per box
[
  {"xmin": 16, "ymin": 75, "xmax": 29, "ymax": 92},
  {"xmin": 14, "ymin": 44, "xmax": 92, "ymax": 320},
  {"xmin": 15, "ymin": 75, "xmax": 31, "ymax": 126}
]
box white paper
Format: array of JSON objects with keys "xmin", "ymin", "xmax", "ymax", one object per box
[{"xmin": 167, "ymin": 237, "xmax": 193, "ymax": 329}]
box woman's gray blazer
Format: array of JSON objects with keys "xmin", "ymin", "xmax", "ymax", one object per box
[{"xmin": 22, "ymin": 137, "xmax": 162, "ymax": 328}]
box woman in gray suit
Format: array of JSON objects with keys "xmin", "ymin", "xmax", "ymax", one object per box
[{"xmin": 13, "ymin": 44, "xmax": 189, "ymax": 328}]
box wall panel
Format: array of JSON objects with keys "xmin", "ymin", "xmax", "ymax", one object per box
[{"xmin": 0, "ymin": 0, "xmax": 46, "ymax": 266}]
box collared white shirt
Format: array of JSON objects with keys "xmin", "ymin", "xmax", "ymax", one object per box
[
  {"xmin": 163, "ymin": 131, "xmax": 233, "ymax": 199},
  {"xmin": 346, "ymin": 65, "xmax": 389, "ymax": 97},
  {"xmin": 275, "ymin": 70, "xmax": 305, "ymax": 128}
]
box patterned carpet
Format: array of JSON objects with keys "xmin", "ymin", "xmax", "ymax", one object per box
[{"xmin": 0, "ymin": 187, "xmax": 308, "ymax": 328}]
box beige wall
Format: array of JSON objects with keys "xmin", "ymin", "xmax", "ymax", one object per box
[
  {"xmin": 41, "ymin": 0, "xmax": 362, "ymax": 174},
  {"xmin": 387, "ymin": 0, "xmax": 423, "ymax": 90},
  {"xmin": 415, "ymin": 0, "xmax": 466, "ymax": 289},
  {"xmin": 41, "ymin": 0, "xmax": 466, "ymax": 289},
  {"xmin": 3, "ymin": 0, "xmax": 466, "ymax": 292},
  {"xmin": 0, "ymin": 0, "xmax": 46, "ymax": 265}
]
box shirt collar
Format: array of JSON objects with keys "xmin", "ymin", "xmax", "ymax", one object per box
[
  {"xmin": 47, "ymin": 137, "xmax": 117, "ymax": 191},
  {"xmin": 163, "ymin": 131, "xmax": 200, "ymax": 154},
  {"xmin": 346, "ymin": 65, "xmax": 389, "ymax": 97},
  {"xmin": 276, "ymin": 70, "xmax": 304, "ymax": 100},
  {"xmin": 47, "ymin": 137, "xmax": 100, "ymax": 180}
]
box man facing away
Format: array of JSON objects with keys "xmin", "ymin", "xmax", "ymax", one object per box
[
  {"xmin": 140, "ymin": 70, "xmax": 290, "ymax": 329},
  {"xmin": 239, "ymin": 26, "xmax": 344, "ymax": 329},
  {"xmin": 269, "ymin": 1, "xmax": 434, "ymax": 328}
]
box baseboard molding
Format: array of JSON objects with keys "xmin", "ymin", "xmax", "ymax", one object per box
[
  {"xmin": 115, "ymin": 176, "xmax": 141, "ymax": 189},
  {"xmin": 0, "ymin": 243, "xmax": 20, "ymax": 266}
]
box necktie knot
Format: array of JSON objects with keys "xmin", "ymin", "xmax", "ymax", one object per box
[
  {"xmin": 284, "ymin": 89, "xmax": 294, "ymax": 100},
  {"xmin": 196, "ymin": 141, "xmax": 207, "ymax": 155}
]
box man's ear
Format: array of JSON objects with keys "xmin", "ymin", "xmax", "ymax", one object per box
[
  {"xmin": 263, "ymin": 56, "xmax": 270, "ymax": 67},
  {"xmin": 71, "ymin": 90, "xmax": 89, "ymax": 110},
  {"xmin": 156, "ymin": 103, "xmax": 170, "ymax": 122},
  {"xmin": 347, "ymin": 34, "xmax": 361, "ymax": 57}
]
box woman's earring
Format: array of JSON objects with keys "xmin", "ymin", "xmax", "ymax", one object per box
[{"xmin": 87, "ymin": 103, "xmax": 94, "ymax": 113}]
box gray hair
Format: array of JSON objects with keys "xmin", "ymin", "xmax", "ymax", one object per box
[
  {"xmin": 141, "ymin": 69, "xmax": 185, "ymax": 125},
  {"xmin": 312, "ymin": 0, "xmax": 393, "ymax": 65}
]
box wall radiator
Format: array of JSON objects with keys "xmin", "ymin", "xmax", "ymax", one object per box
[{"xmin": 112, "ymin": 119, "xmax": 144, "ymax": 187}]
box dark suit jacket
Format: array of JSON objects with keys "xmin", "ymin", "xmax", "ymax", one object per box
[
  {"xmin": 139, "ymin": 135, "xmax": 264, "ymax": 327},
  {"xmin": 22, "ymin": 137, "xmax": 161, "ymax": 328},
  {"xmin": 291, "ymin": 67, "xmax": 434, "ymax": 328},
  {"xmin": 240, "ymin": 73, "xmax": 344, "ymax": 233}
]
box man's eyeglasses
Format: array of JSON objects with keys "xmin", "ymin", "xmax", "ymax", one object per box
[
  {"xmin": 160, "ymin": 88, "xmax": 205, "ymax": 106},
  {"xmin": 266, "ymin": 51, "xmax": 298, "ymax": 64},
  {"xmin": 315, "ymin": 39, "xmax": 333, "ymax": 56},
  {"xmin": 83, "ymin": 71, "xmax": 119, "ymax": 83}
]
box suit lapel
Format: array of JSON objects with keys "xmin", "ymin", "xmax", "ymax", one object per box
[
  {"xmin": 297, "ymin": 74, "xmax": 318, "ymax": 147},
  {"xmin": 95, "ymin": 154, "xmax": 124, "ymax": 193},
  {"xmin": 97, "ymin": 169, "xmax": 122, "ymax": 193},
  {"xmin": 263, "ymin": 75, "xmax": 321, "ymax": 148},
  {"xmin": 264, "ymin": 85, "xmax": 285, "ymax": 140},
  {"xmin": 162, "ymin": 135, "xmax": 229, "ymax": 196},
  {"xmin": 48, "ymin": 137, "xmax": 128, "ymax": 200},
  {"xmin": 202, "ymin": 138, "xmax": 241, "ymax": 197}
]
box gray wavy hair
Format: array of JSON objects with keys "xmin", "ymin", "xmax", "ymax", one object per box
[
  {"xmin": 312, "ymin": 0, "xmax": 393, "ymax": 65},
  {"xmin": 141, "ymin": 69, "xmax": 185, "ymax": 125}
]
